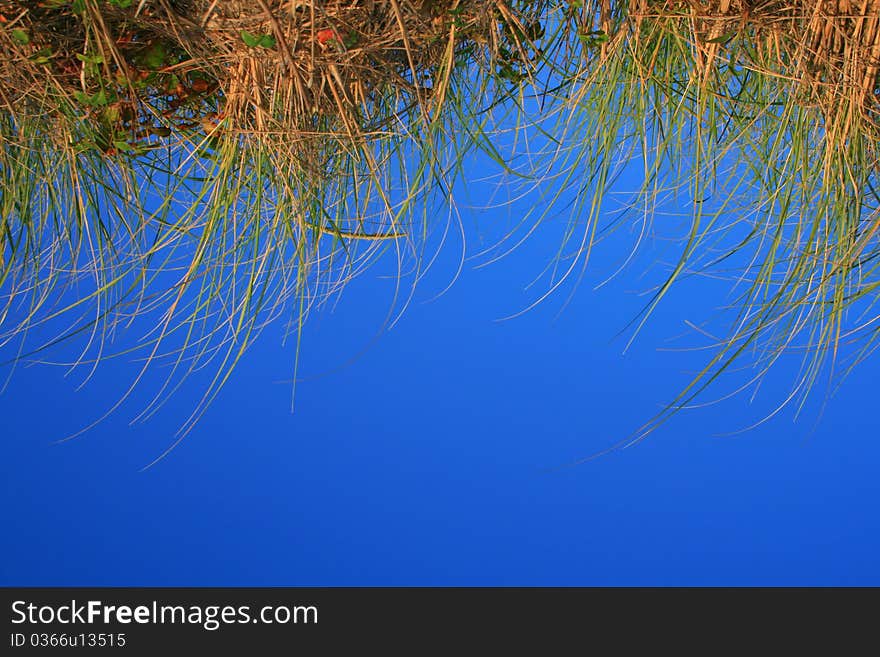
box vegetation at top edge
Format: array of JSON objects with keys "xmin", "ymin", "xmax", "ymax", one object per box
[{"xmin": 2, "ymin": 0, "xmax": 880, "ymax": 450}]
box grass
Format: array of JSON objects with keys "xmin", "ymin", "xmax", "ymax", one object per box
[
  {"xmin": 2, "ymin": 0, "xmax": 880, "ymax": 449},
  {"xmin": 542, "ymin": 0, "xmax": 880, "ymax": 443}
]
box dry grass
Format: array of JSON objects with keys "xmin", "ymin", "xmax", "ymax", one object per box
[
  {"xmin": 3, "ymin": 0, "xmax": 880, "ymax": 445},
  {"xmin": 0, "ymin": 0, "xmax": 544, "ymax": 149},
  {"xmin": 0, "ymin": 0, "xmax": 551, "ymax": 440}
]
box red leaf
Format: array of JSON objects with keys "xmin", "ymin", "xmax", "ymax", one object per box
[{"xmin": 316, "ymin": 29, "xmax": 337, "ymax": 45}]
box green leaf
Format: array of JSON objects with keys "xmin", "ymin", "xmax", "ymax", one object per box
[
  {"xmin": 73, "ymin": 90, "xmax": 109, "ymax": 107},
  {"xmin": 578, "ymin": 30, "xmax": 608, "ymax": 47},
  {"xmin": 705, "ymin": 30, "xmax": 737, "ymax": 45},
  {"xmin": 343, "ymin": 32, "xmax": 359, "ymax": 49},
  {"xmin": 241, "ymin": 31, "xmax": 276, "ymax": 49},
  {"xmin": 240, "ymin": 31, "xmax": 261, "ymax": 48},
  {"xmin": 11, "ymin": 29, "xmax": 30, "ymax": 46},
  {"xmin": 73, "ymin": 91, "xmax": 91, "ymax": 106},
  {"xmin": 138, "ymin": 43, "xmax": 167, "ymax": 70},
  {"xmin": 76, "ymin": 53, "xmax": 104, "ymax": 64},
  {"xmin": 29, "ymin": 47, "xmax": 53, "ymax": 65},
  {"xmin": 102, "ymin": 105, "xmax": 120, "ymax": 122}
]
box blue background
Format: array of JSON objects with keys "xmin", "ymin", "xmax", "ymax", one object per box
[{"xmin": 2, "ymin": 154, "xmax": 879, "ymax": 587}]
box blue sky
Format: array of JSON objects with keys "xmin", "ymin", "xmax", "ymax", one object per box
[{"xmin": 3, "ymin": 142, "xmax": 880, "ymax": 586}]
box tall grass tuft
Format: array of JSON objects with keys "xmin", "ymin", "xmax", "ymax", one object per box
[
  {"xmin": 0, "ymin": 0, "xmax": 550, "ymax": 440},
  {"xmin": 3, "ymin": 0, "xmax": 880, "ymax": 446},
  {"xmin": 527, "ymin": 0, "xmax": 880, "ymax": 441}
]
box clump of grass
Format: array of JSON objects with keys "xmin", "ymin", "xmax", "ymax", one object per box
[
  {"xmin": 4, "ymin": 0, "xmax": 880, "ymax": 448},
  {"xmin": 497, "ymin": 0, "xmax": 880, "ymax": 443},
  {"xmin": 0, "ymin": 0, "xmax": 551, "ymax": 439}
]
